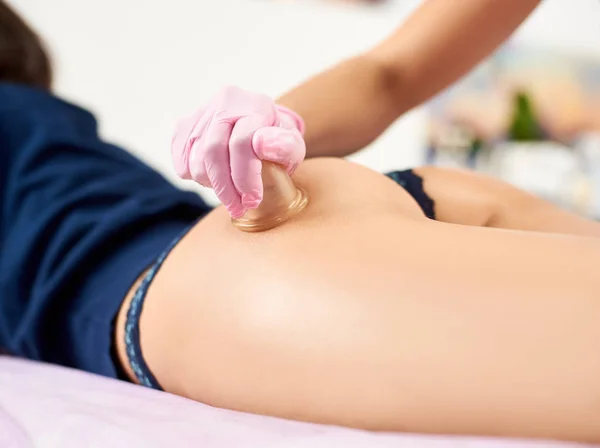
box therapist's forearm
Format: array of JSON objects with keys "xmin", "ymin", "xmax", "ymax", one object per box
[
  {"xmin": 278, "ymin": 0, "xmax": 541, "ymax": 158},
  {"xmin": 372, "ymin": 0, "xmax": 542, "ymax": 115},
  {"xmin": 277, "ymin": 54, "xmax": 405, "ymax": 158}
]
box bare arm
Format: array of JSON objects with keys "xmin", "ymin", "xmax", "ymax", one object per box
[
  {"xmin": 277, "ymin": 0, "xmax": 541, "ymax": 158},
  {"xmin": 414, "ymin": 166, "xmax": 600, "ymax": 238}
]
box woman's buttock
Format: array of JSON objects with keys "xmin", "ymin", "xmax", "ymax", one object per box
[
  {"xmin": 122, "ymin": 158, "xmax": 433, "ymax": 386},
  {"xmin": 147, "ymin": 157, "xmax": 432, "ymax": 325},
  {"xmin": 116, "ymin": 158, "xmax": 600, "ymax": 441}
]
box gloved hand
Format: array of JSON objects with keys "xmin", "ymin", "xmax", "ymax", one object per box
[{"xmin": 171, "ymin": 86, "xmax": 306, "ymax": 219}]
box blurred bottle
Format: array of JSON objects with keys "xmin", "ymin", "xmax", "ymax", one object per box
[
  {"xmin": 467, "ymin": 136, "xmax": 484, "ymax": 169},
  {"xmin": 491, "ymin": 91, "xmax": 590, "ymax": 214},
  {"xmin": 507, "ymin": 91, "xmax": 546, "ymax": 141}
]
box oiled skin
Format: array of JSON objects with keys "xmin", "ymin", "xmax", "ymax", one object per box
[{"xmin": 116, "ymin": 158, "xmax": 600, "ymax": 443}]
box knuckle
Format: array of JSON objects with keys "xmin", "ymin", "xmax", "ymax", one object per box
[{"xmin": 213, "ymin": 110, "xmax": 233, "ymax": 123}]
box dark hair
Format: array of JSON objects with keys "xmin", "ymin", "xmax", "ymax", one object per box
[{"xmin": 0, "ymin": 1, "xmax": 52, "ymax": 89}]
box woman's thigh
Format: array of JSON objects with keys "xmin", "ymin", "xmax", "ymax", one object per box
[{"xmin": 120, "ymin": 159, "xmax": 600, "ymax": 442}]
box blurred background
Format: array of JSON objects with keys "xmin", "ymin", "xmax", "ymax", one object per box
[{"xmin": 9, "ymin": 0, "xmax": 600, "ymax": 215}]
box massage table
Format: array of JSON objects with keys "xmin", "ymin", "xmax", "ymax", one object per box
[{"xmin": 0, "ymin": 356, "xmax": 593, "ymax": 448}]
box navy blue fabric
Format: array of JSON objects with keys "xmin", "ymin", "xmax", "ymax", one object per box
[
  {"xmin": 0, "ymin": 83, "xmax": 211, "ymax": 378},
  {"xmin": 125, "ymin": 224, "xmax": 194, "ymax": 390},
  {"xmin": 123, "ymin": 170, "xmax": 436, "ymax": 391},
  {"xmin": 386, "ymin": 170, "xmax": 436, "ymax": 219},
  {"xmin": 0, "ymin": 82, "xmax": 437, "ymax": 382}
]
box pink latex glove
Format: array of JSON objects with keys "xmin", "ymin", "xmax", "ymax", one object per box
[{"xmin": 171, "ymin": 86, "xmax": 306, "ymax": 219}]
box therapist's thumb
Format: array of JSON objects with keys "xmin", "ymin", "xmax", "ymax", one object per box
[{"xmin": 252, "ymin": 127, "xmax": 306, "ymax": 175}]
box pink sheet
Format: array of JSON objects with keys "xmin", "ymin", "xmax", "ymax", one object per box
[{"xmin": 0, "ymin": 356, "xmax": 592, "ymax": 448}]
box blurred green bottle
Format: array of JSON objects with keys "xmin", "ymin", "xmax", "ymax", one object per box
[{"xmin": 507, "ymin": 91, "xmax": 545, "ymax": 141}]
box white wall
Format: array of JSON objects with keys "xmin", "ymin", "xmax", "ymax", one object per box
[{"xmin": 7, "ymin": 0, "xmax": 600, "ymax": 203}]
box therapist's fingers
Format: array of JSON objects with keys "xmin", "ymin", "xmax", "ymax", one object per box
[
  {"xmin": 196, "ymin": 121, "xmax": 245, "ymax": 219},
  {"xmin": 171, "ymin": 108, "xmax": 207, "ymax": 180},
  {"xmin": 229, "ymin": 116, "xmax": 269, "ymax": 210},
  {"xmin": 253, "ymin": 127, "xmax": 306, "ymax": 175}
]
